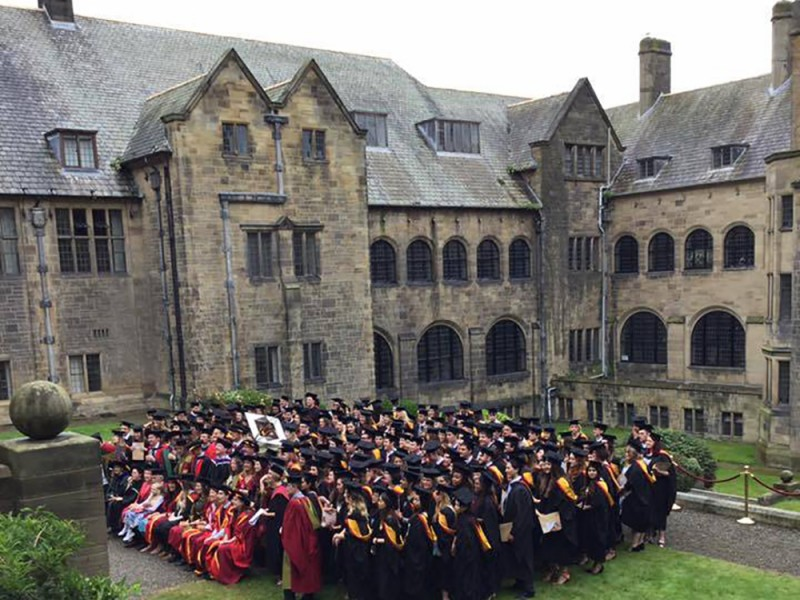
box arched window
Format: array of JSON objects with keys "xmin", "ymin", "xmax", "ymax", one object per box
[
  {"xmin": 509, "ymin": 239, "xmax": 531, "ymax": 279},
  {"xmin": 417, "ymin": 325, "xmax": 463, "ymax": 382},
  {"xmin": 443, "ymin": 239, "xmax": 467, "ymax": 281},
  {"xmin": 615, "ymin": 236, "xmax": 639, "ymax": 273},
  {"xmin": 724, "ymin": 226, "xmax": 754, "ymax": 268},
  {"xmin": 374, "ymin": 333, "xmax": 394, "ymax": 390},
  {"xmin": 691, "ymin": 311, "xmax": 745, "ymax": 368},
  {"xmin": 486, "ymin": 320, "xmax": 526, "ymax": 376},
  {"xmin": 407, "ymin": 239, "xmax": 433, "ymax": 283},
  {"xmin": 477, "ymin": 239, "xmax": 500, "ymax": 280},
  {"xmin": 370, "ymin": 240, "xmax": 396, "ymax": 284},
  {"xmin": 621, "ymin": 312, "xmax": 667, "ymax": 364},
  {"xmin": 685, "ymin": 229, "xmax": 713, "ymax": 270},
  {"xmin": 648, "ymin": 233, "xmax": 674, "ymax": 272}
]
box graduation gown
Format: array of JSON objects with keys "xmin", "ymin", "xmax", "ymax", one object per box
[
  {"xmin": 649, "ymin": 452, "xmax": 677, "ymax": 530},
  {"xmin": 474, "ymin": 494, "xmax": 502, "ymax": 597},
  {"xmin": 578, "ymin": 481, "xmax": 613, "ymax": 562},
  {"xmin": 372, "ymin": 515, "xmax": 404, "ymax": 600},
  {"xmin": 281, "ymin": 494, "xmax": 322, "ymax": 595},
  {"xmin": 209, "ymin": 509, "xmax": 258, "ymax": 584},
  {"xmin": 262, "ymin": 486, "xmax": 290, "ymax": 575},
  {"xmin": 539, "ymin": 476, "xmax": 579, "ymax": 566},
  {"xmin": 433, "ymin": 505, "xmax": 457, "ymax": 594},
  {"xmin": 341, "ymin": 513, "xmax": 373, "ymax": 600},
  {"xmin": 621, "ymin": 459, "xmax": 654, "ymax": 533},
  {"xmin": 452, "ymin": 513, "xmax": 490, "ymax": 600},
  {"xmin": 403, "ymin": 513, "xmax": 436, "ymax": 599},
  {"xmin": 502, "ymin": 481, "xmax": 535, "ymax": 584}
]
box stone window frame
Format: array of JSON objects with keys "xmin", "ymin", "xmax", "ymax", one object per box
[
  {"xmin": 353, "ymin": 112, "xmax": 388, "ymax": 148},
  {"xmin": 684, "ymin": 228, "xmax": 713, "ymax": 271},
  {"xmin": 476, "ymin": 237, "xmax": 501, "ymax": 281},
  {"xmin": 711, "ymin": 144, "xmax": 747, "ymax": 170},
  {"xmin": 293, "ymin": 229, "xmax": 321, "ymax": 280},
  {"xmin": 0, "ymin": 206, "xmax": 20, "ymax": 276},
  {"xmin": 683, "ymin": 408, "xmax": 706, "ymax": 434},
  {"xmin": 508, "ymin": 237, "xmax": 532, "ymax": 281},
  {"xmin": 557, "ymin": 397, "xmax": 574, "ymax": 421},
  {"xmin": 442, "ymin": 238, "xmax": 468, "ymax": 283},
  {"xmin": 302, "ymin": 129, "xmax": 327, "ymax": 162},
  {"xmin": 303, "ymin": 341, "xmax": 325, "ymax": 383},
  {"xmin": 568, "ymin": 236, "xmax": 599, "ymax": 272},
  {"xmin": 254, "ymin": 344, "xmax": 281, "ymax": 389},
  {"xmin": 649, "ymin": 404, "xmax": 670, "ymax": 429},
  {"xmin": 720, "ymin": 411, "xmax": 744, "ymax": 437},
  {"xmin": 0, "ymin": 360, "xmax": 11, "ymax": 400},
  {"xmin": 245, "ymin": 230, "xmax": 276, "ymax": 281},
  {"xmin": 417, "ymin": 323, "xmax": 464, "ymax": 383},
  {"xmin": 370, "ymin": 238, "xmax": 398, "ymax": 285},
  {"xmin": 67, "ymin": 353, "xmax": 102, "ymax": 394},
  {"xmin": 620, "ymin": 311, "xmax": 667, "ymax": 365},
  {"xmin": 485, "ymin": 319, "xmax": 527, "ymax": 377},
  {"xmin": 780, "ymin": 194, "xmax": 794, "ymax": 231},
  {"xmin": 406, "ymin": 238, "xmax": 434, "ymax": 284},
  {"xmin": 221, "ymin": 122, "xmax": 251, "ymax": 157},
  {"xmin": 690, "ymin": 310, "xmax": 745, "ymax": 369},
  {"xmin": 586, "ymin": 399, "xmax": 603, "ymax": 423},
  {"xmin": 373, "ymin": 332, "xmax": 394, "ymax": 391},
  {"xmin": 45, "ymin": 129, "xmax": 99, "ymax": 170},
  {"xmin": 55, "ymin": 207, "xmax": 127, "ymax": 276},
  {"xmin": 636, "ymin": 156, "xmax": 670, "ymax": 180},
  {"xmin": 616, "ymin": 402, "xmax": 636, "ymax": 427},
  {"xmin": 647, "ymin": 232, "xmax": 675, "ymax": 273},
  {"xmin": 568, "ymin": 327, "xmax": 600, "ymax": 364},
  {"xmin": 723, "ymin": 225, "xmax": 755, "ymax": 269},
  {"xmin": 614, "ymin": 235, "xmax": 639, "ymax": 274},
  {"xmin": 777, "ymin": 360, "xmax": 790, "ymax": 405},
  {"xmin": 563, "ymin": 143, "xmax": 604, "ymax": 180}
]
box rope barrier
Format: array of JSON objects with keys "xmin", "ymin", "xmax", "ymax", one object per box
[
  {"xmin": 749, "ymin": 474, "xmax": 800, "ymax": 498},
  {"xmin": 673, "ymin": 461, "xmax": 742, "ymax": 485}
]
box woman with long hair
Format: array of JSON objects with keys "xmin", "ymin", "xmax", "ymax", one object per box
[
  {"xmin": 646, "ymin": 432, "xmax": 677, "ymax": 547},
  {"xmin": 333, "ymin": 483, "xmax": 373, "ymax": 600},
  {"xmin": 535, "ymin": 452, "xmax": 579, "ymax": 585},
  {"xmin": 473, "ymin": 466, "xmax": 503, "ymax": 598},
  {"xmin": 432, "ymin": 483, "xmax": 457, "ymax": 600},
  {"xmin": 577, "ymin": 461, "xmax": 613, "ymax": 575},
  {"xmin": 620, "ymin": 440, "xmax": 655, "ymax": 552},
  {"xmin": 372, "ymin": 488, "xmax": 405, "ymax": 600}
]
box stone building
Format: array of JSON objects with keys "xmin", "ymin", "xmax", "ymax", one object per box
[{"xmin": 0, "ymin": 1, "xmax": 798, "ymax": 466}]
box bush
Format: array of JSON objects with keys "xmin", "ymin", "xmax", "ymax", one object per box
[
  {"xmin": 379, "ymin": 399, "xmax": 419, "ymax": 418},
  {"xmin": 660, "ymin": 429, "xmax": 717, "ymax": 491},
  {"xmin": 206, "ymin": 388, "xmax": 272, "ymax": 408},
  {"xmin": 0, "ymin": 508, "xmax": 137, "ymax": 600}
]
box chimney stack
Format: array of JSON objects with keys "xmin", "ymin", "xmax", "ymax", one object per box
[
  {"xmin": 772, "ymin": 2, "xmax": 795, "ymax": 90},
  {"xmin": 639, "ymin": 37, "xmax": 671, "ymax": 116},
  {"xmin": 38, "ymin": 0, "xmax": 74, "ymax": 24}
]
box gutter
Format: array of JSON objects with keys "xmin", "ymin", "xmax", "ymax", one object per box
[{"xmin": 220, "ymin": 197, "xmax": 240, "ymax": 389}]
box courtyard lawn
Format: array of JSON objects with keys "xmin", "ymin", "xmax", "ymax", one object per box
[
  {"xmin": 711, "ymin": 464, "xmax": 786, "ymax": 498},
  {"xmin": 0, "ymin": 420, "xmax": 118, "ymax": 442},
  {"xmin": 149, "ymin": 546, "xmax": 800, "ymax": 600},
  {"xmin": 774, "ymin": 499, "xmax": 800, "ymax": 512}
]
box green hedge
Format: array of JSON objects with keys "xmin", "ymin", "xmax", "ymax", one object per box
[
  {"xmin": 660, "ymin": 430, "xmax": 717, "ymax": 492},
  {"xmin": 0, "ymin": 508, "xmax": 136, "ymax": 600}
]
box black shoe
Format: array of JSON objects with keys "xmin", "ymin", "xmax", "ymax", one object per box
[{"xmin": 630, "ymin": 543, "xmax": 645, "ymax": 553}]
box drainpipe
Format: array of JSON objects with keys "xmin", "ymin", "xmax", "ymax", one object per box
[
  {"xmin": 163, "ymin": 163, "xmax": 188, "ymax": 407},
  {"xmin": 220, "ymin": 198, "xmax": 240, "ymax": 389},
  {"xmin": 30, "ymin": 205, "xmax": 58, "ymax": 383},
  {"xmin": 265, "ymin": 113, "xmax": 289, "ymax": 196},
  {"xmin": 149, "ymin": 168, "xmax": 177, "ymax": 407}
]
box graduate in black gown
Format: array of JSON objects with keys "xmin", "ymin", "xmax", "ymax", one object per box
[
  {"xmin": 432, "ymin": 484, "xmax": 457, "ymax": 600},
  {"xmin": 403, "ymin": 486, "xmax": 436, "ymax": 600},
  {"xmin": 333, "ymin": 482, "xmax": 373, "ymax": 600},
  {"xmin": 451, "ymin": 486, "xmax": 490, "ymax": 600},
  {"xmin": 372, "ymin": 488, "xmax": 405, "ymax": 600},
  {"xmin": 621, "ymin": 440, "xmax": 655, "ymax": 552},
  {"xmin": 105, "ymin": 461, "xmax": 130, "ymax": 533},
  {"xmin": 577, "ymin": 461, "xmax": 613, "ymax": 575},
  {"xmin": 473, "ymin": 467, "xmax": 503, "ymax": 599},
  {"xmin": 260, "ymin": 465, "xmax": 290, "ymax": 582},
  {"xmin": 535, "ymin": 451, "xmax": 579, "ymax": 586},
  {"xmin": 501, "ymin": 454, "xmax": 535, "ymax": 599},
  {"xmin": 647, "ymin": 433, "xmax": 677, "ymax": 547}
]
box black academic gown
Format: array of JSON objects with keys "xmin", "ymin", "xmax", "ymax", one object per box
[
  {"xmin": 578, "ymin": 483, "xmax": 612, "ymax": 562},
  {"xmin": 621, "ymin": 460, "xmax": 653, "ymax": 533},
  {"xmin": 451, "ymin": 512, "xmax": 485, "ymax": 600},
  {"xmin": 600, "ymin": 463, "xmax": 623, "ymax": 545},
  {"xmin": 403, "ymin": 513, "xmax": 435, "ymax": 600},
  {"xmin": 539, "ymin": 476, "xmax": 579, "ymax": 566},
  {"xmin": 263, "ymin": 487, "xmax": 290, "ymax": 576},
  {"xmin": 649, "ymin": 453, "xmax": 677, "ymax": 531},
  {"xmin": 341, "ymin": 513, "xmax": 373, "ymax": 600},
  {"xmin": 433, "ymin": 505, "xmax": 457, "ymax": 594},
  {"xmin": 502, "ymin": 480, "xmax": 535, "ymax": 589},
  {"xmin": 372, "ymin": 514, "xmax": 404, "ymax": 600},
  {"xmin": 107, "ymin": 477, "xmax": 140, "ymax": 533},
  {"xmin": 474, "ymin": 494, "xmax": 502, "ymax": 597},
  {"xmin": 105, "ymin": 472, "xmax": 129, "ymax": 530}
]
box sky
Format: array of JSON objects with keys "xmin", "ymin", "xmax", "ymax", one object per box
[{"xmin": 2, "ymin": 0, "xmax": 784, "ymax": 108}]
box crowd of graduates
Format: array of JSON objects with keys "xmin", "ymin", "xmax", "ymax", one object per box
[{"xmin": 102, "ymin": 394, "xmax": 678, "ymax": 600}]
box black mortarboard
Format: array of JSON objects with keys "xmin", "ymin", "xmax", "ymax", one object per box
[
  {"xmin": 593, "ymin": 422, "xmax": 608, "ymax": 431},
  {"xmin": 452, "ymin": 486, "xmax": 474, "ymax": 507}
]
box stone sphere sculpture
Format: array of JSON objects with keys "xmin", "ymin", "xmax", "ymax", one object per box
[
  {"xmin": 780, "ymin": 470, "xmax": 794, "ymax": 484},
  {"xmin": 9, "ymin": 381, "xmax": 73, "ymax": 440}
]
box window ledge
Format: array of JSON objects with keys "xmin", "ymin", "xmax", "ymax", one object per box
[
  {"xmin": 509, "ymin": 277, "xmax": 532, "ymax": 284},
  {"xmin": 564, "ymin": 175, "xmax": 605, "ymax": 183},
  {"xmin": 418, "ymin": 378, "xmax": 468, "ymax": 390},
  {"xmin": 222, "ymin": 153, "xmax": 253, "ymax": 162},
  {"xmin": 683, "ymin": 268, "xmax": 713, "ymax": 276},
  {"xmin": 248, "ymin": 277, "xmax": 277, "ymax": 286},
  {"xmin": 442, "ymin": 279, "xmax": 470, "ymax": 287},
  {"xmin": 476, "ymin": 278, "xmax": 503, "ymax": 285},
  {"xmin": 295, "ymin": 276, "xmax": 322, "ymax": 284},
  {"xmin": 0, "ymin": 274, "xmax": 24, "ymax": 279},
  {"xmin": 723, "ymin": 265, "xmax": 755, "ymax": 271},
  {"xmin": 487, "ymin": 371, "xmax": 530, "ymax": 384},
  {"xmin": 256, "ymin": 383, "xmax": 283, "ymax": 390},
  {"xmin": 779, "ymin": 226, "xmax": 793, "ymax": 233},
  {"xmin": 304, "ymin": 377, "xmax": 325, "ymax": 384},
  {"xmin": 303, "ymin": 159, "xmax": 329, "ymax": 166},
  {"xmin": 407, "ymin": 281, "xmax": 435, "ymax": 287},
  {"xmin": 646, "ymin": 270, "xmax": 675, "ymax": 278},
  {"xmin": 613, "ymin": 271, "xmax": 639, "ymax": 278},
  {"xmin": 688, "ymin": 365, "xmax": 746, "ymax": 373},
  {"xmin": 371, "ymin": 281, "xmax": 399, "ymax": 288}
]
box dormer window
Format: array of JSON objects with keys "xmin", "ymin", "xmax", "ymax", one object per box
[
  {"xmin": 636, "ymin": 156, "xmax": 670, "ymax": 180},
  {"xmin": 353, "ymin": 112, "xmax": 388, "ymax": 147},
  {"xmin": 45, "ymin": 130, "xmax": 98, "ymax": 169},
  {"xmin": 417, "ymin": 119, "xmax": 480, "ymax": 154},
  {"xmin": 712, "ymin": 145, "xmax": 746, "ymax": 169}
]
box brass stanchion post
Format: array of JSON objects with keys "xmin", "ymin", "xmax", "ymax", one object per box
[{"xmin": 737, "ymin": 465, "xmax": 755, "ymax": 525}]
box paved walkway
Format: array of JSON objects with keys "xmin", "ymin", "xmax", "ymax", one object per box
[{"xmin": 109, "ymin": 508, "xmax": 800, "ymax": 598}]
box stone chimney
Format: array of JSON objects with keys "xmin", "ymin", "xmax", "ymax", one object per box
[
  {"xmin": 772, "ymin": 2, "xmax": 795, "ymax": 90},
  {"xmin": 38, "ymin": 0, "xmax": 74, "ymax": 24},
  {"xmin": 639, "ymin": 37, "xmax": 671, "ymax": 116}
]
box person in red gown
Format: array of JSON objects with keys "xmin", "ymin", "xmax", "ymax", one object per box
[
  {"xmin": 208, "ymin": 489, "xmax": 258, "ymax": 584},
  {"xmin": 281, "ymin": 472, "xmax": 322, "ymax": 600}
]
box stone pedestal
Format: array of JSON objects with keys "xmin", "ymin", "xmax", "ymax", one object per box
[{"xmin": 0, "ymin": 433, "xmax": 109, "ymax": 576}]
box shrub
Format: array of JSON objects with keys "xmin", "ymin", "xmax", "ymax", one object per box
[
  {"xmin": 0, "ymin": 508, "xmax": 137, "ymax": 600},
  {"xmin": 206, "ymin": 388, "xmax": 272, "ymax": 408},
  {"xmin": 379, "ymin": 399, "xmax": 419, "ymax": 418},
  {"xmin": 660, "ymin": 429, "xmax": 717, "ymax": 490}
]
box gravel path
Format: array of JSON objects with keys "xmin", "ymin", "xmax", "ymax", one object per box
[
  {"xmin": 665, "ymin": 507, "xmax": 800, "ymax": 576},
  {"xmin": 108, "ymin": 537, "xmax": 195, "ymax": 599},
  {"xmin": 108, "ymin": 508, "xmax": 800, "ymax": 598}
]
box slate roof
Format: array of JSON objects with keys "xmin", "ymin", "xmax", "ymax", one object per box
[
  {"xmin": 607, "ymin": 75, "xmax": 791, "ymax": 195},
  {"xmin": 507, "ymin": 91, "xmax": 571, "ymax": 171},
  {"xmin": 0, "ymin": 6, "xmax": 533, "ymax": 209}
]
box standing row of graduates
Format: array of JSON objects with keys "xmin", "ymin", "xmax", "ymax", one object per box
[{"xmin": 102, "ymin": 395, "xmax": 677, "ymax": 599}]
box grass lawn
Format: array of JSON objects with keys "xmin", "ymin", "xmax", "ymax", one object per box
[
  {"xmin": 149, "ymin": 546, "xmax": 800, "ymax": 600},
  {"xmin": 710, "ymin": 464, "xmax": 786, "ymax": 497},
  {"xmin": 0, "ymin": 420, "xmax": 118, "ymax": 442},
  {"xmin": 774, "ymin": 499, "xmax": 800, "ymax": 512}
]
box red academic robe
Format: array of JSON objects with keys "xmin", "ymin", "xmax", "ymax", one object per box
[
  {"xmin": 182, "ymin": 502, "xmax": 219, "ymax": 565},
  {"xmin": 281, "ymin": 495, "xmax": 322, "ymax": 594},
  {"xmin": 208, "ymin": 509, "xmax": 257, "ymax": 584}
]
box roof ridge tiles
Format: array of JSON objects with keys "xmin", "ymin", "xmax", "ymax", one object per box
[{"xmin": 146, "ymin": 73, "xmax": 207, "ymax": 101}]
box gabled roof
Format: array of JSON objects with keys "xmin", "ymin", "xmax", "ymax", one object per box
[
  {"xmin": 609, "ymin": 74, "xmax": 790, "ymax": 195},
  {"xmin": 507, "ymin": 78, "xmax": 623, "ymax": 172},
  {"xmin": 122, "ymin": 48, "xmax": 272, "ymax": 163}
]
